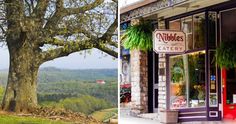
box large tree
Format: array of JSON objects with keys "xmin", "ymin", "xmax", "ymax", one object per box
[{"xmin": 0, "ymin": 0, "xmax": 117, "ymax": 112}]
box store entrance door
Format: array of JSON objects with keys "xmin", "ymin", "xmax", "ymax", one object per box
[
  {"xmin": 220, "ymin": 8, "xmax": 236, "ymax": 120},
  {"xmin": 222, "ymin": 68, "xmax": 236, "ymax": 119}
]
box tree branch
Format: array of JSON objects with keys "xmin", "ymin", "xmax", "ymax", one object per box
[
  {"xmin": 100, "ymin": 6, "xmax": 117, "ymax": 42},
  {"xmin": 107, "ymin": 40, "xmax": 118, "ymax": 48},
  {"xmin": 44, "ymin": 0, "xmax": 64, "ymax": 29},
  {"xmin": 40, "ymin": 39, "xmax": 93, "ymax": 62},
  {"xmin": 24, "ymin": 0, "xmax": 32, "ymax": 15},
  {"xmin": 0, "ymin": 24, "xmax": 5, "ymax": 34},
  {"xmin": 65, "ymin": 0, "xmax": 104, "ymax": 15},
  {"xmin": 95, "ymin": 44, "xmax": 117, "ymax": 58},
  {"xmin": 33, "ymin": 0, "xmax": 50, "ymax": 24}
]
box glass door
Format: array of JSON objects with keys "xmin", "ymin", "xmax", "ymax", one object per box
[{"xmin": 220, "ymin": 8, "xmax": 236, "ymax": 120}]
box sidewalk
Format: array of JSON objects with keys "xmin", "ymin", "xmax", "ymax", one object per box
[
  {"xmin": 120, "ymin": 115, "xmax": 236, "ymax": 124},
  {"xmin": 120, "ymin": 106, "xmax": 158, "ymax": 124},
  {"xmin": 120, "ymin": 115, "xmax": 158, "ymax": 124},
  {"xmin": 120, "ymin": 107, "xmax": 236, "ymax": 124}
]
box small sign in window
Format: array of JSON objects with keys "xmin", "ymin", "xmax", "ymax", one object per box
[{"xmin": 233, "ymin": 94, "xmax": 236, "ymax": 104}]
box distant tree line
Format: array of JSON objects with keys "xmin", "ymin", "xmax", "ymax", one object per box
[{"xmin": 40, "ymin": 95, "xmax": 112, "ymax": 115}]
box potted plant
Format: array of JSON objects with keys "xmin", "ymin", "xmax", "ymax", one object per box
[
  {"xmin": 121, "ymin": 20, "xmax": 153, "ymax": 51},
  {"xmin": 216, "ymin": 41, "xmax": 236, "ymax": 68},
  {"xmin": 160, "ymin": 109, "xmax": 179, "ymax": 124}
]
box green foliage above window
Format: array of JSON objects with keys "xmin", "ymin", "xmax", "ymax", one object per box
[
  {"xmin": 216, "ymin": 41, "xmax": 236, "ymax": 68},
  {"xmin": 122, "ymin": 21, "xmax": 153, "ymax": 51}
]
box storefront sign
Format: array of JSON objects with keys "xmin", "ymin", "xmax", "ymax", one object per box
[{"xmin": 153, "ymin": 30, "xmax": 186, "ymax": 53}]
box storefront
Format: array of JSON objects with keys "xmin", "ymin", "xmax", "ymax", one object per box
[{"xmin": 121, "ymin": 0, "xmax": 236, "ymax": 122}]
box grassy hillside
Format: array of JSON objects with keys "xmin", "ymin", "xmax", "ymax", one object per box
[
  {"xmin": 91, "ymin": 108, "xmax": 118, "ymax": 122},
  {"xmin": 38, "ymin": 81, "xmax": 117, "ymax": 105},
  {"xmin": 0, "ymin": 114, "xmax": 70, "ymax": 124}
]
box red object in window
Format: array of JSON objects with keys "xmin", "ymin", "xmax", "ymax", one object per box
[{"xmin": 120, "ymin": 83, "xmax": 131, "ymax": 88}]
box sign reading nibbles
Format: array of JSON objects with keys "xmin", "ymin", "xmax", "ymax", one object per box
[{"xmin": 153, "ymin": 30, "xmax": 186, "ymax": 53}]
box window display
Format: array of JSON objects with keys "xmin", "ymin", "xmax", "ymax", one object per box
[{"xmin": 170, "ymin": 51, "xmax": 206, "ymax": 109}]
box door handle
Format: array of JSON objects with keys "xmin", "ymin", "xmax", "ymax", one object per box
[{"xmin": 229, "ymin": 106, "xmax": 235, "ymax": 110}]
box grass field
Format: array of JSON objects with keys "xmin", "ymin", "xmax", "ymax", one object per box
[
  {"xmin": 0, "ymin": 114, "xmax": 71, "ymax": 124},
  {"xmin": 91, "ymin": 108, "xmax": 117, "ymax": 122}
]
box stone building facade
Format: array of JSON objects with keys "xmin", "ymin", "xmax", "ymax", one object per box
[
  {"xmin": 121, "ymin": 0, "xmax": 236, "ymax": 122},
  {"xmin": 130, "ymin": 49, "xmax": 149, "ymax": 115}
]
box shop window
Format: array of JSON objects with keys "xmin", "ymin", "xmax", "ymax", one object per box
[
  {"xmin": 182, "ymin": 16, "xmax": 193, "ymax": 50},
  {"xmin": 208, "ymin": 12, "xmax": 217, "ymax": 48},
  {"xmin": 170, "ymin": 51, "xmax": 206, "ymax": 109},
  {"xmin": 169, "ymin": 13, "xmax": 207, "ymax": 51},
  {"xmin": 193, "ymin": 13, "xmax": 205, "ymax": 49},
  {"xmin": 221, "ymin": 9, "xmax": 236, "ymax": 42},
  {"xmin": 209, "ymin": 50, "xmax": 218, "ymax": 107},
  {"xmin": 169, "ymin": 19, "xmax": 181, "ymax": 30}
]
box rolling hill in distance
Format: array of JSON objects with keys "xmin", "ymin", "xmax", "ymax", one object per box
[
  {"xmin": 0, "ymin": 67, "xmax": 118, "ymax": 84},
  {"xmin": 0, "ymin": 67, "xmax": 118, "ymax": 109}
]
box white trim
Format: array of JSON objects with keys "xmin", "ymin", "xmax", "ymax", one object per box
[
  {"xmin": 209, "ymin": 111, "xmax": 218, "ymax": 117},
  {"xmin": 179, "ymin": 116, "xmax": 206, "ymax": 119},
  {"xmin": 180, "ymin": 111, "xmax": 207, "ymax": 115}
]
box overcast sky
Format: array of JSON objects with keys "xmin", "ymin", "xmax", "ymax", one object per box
[{"xmin": 0, "ymin": 45, "xmax": 117, "ymax": 69}]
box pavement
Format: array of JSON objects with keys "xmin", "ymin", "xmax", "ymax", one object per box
[
  {"xmin": 120, "ymin": 106, "xmax": 236, "ymax": 124},
  {"xmin": 120, "ymin": 106, "xmax": 159, "ymax": 124},
  {"xmin": 120, "ymin": 116, "xmax": 236, "ymax": 124},
  {"xmin": 120, "ymin": 115, "xmax": 158, "ymax": 124}
]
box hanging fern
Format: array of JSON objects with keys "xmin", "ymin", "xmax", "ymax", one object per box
[
  {"xmin": 121, "ymin": 21, "xmax": 153, "ymax": 51},
  {"xmin": 216, "ymin": 41, "xmax": 236, "ymax": 68}
]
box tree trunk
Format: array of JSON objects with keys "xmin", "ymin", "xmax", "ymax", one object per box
[{"xmin": 2, "ymin": 42, "xmax": 40, "ymax": 112}]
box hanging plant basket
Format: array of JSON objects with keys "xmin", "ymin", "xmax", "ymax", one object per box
[
  {"xmin": 216, "ymin": 41, "xmax": 236, "ymax": 69},
  {"xmin": 121, "ymin": 21, "xmax": 153, "ymax": 51}
]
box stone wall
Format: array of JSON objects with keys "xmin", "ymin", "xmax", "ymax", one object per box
[
  {"xmin": 158, "ymin": 53, "xmax": 167, "ymax": 110},
  {"xmin": 158, "ymin": 20, "xmax": 167, "ymax": 111},
  {"xmin": 130, "ymin": 49, "xmax": 148, "ymax": 115}
]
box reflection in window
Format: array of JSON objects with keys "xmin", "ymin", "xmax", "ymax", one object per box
[
  {"xmin": 182, "ymin": 17, "xmax": 193, "ymax": 50},
  {"xmin": 208, "ymin": 12, "xmax": 217, "ymax": 47},
  {"xmin": 194, "ymin": 13, "xmax": 205, "ymax": 49},
  {"xmin": 170, "ymin": 51, "xmax": 206, "ymax": 109},
  {"xmin": 169, "ymin": 19, "xmax": 181, "ymax": 30},
  {"xmin": 169, "ymin": 13, "xmax": 207, "ymax": 51}
]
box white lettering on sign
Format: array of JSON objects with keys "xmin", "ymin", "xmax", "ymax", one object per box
[{"xmin": 153, "ymin": 30, "xmax": 186, "ymax": 53}]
